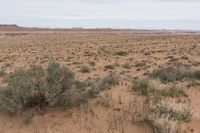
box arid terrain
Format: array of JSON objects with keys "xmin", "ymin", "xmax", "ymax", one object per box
[{"xmin": 0, "ymin": 26, "xmax": 200, "ymax": 133}]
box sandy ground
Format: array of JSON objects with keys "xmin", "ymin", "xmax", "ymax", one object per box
[{"xmin": 0, "ymin": 32, "xmax": 200, "ymax": 133}]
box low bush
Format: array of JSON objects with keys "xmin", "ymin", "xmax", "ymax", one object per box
[
  {"xmin": 0, "ymin": 61, "xmax": 86, "ymax": 114},
  {"xmin": 86, "ymin": 74, "xmax": 119, "ymax": 98},
  {"xmin": 188, "ymin": 80, "xmax": 200, "ymax": 87},
  {"xmin": 153, "ymin": 115, "xmax": 179, "ymax": 133},
  {"xmin": 152, "ymin": 100, "xmax": 192, "ymax": 122},
  {"xmin": 132, "ymin": 79, "xmax": 186, "ymax": 98},
  {"xmin": 114, "ymin": 51, "xmax": 128, "ymax": 56},
  {"xmin": 135, "ymin": 62, "xmax": 146, "ymax": 68},
  {"xmin": 158, "ymin": 86, "xmax": 186, "ymax": 98},
  {"xmin": 0, "ymin": 69, "xmax": 5, "ymax": 77},
  {"xmin": 150, "ymin": 67, "xmax": 186, "ymax": 83},
  {"xmin": 123, "ymin": 62, "xmax": 132, "ymax": 69},
  {"xmin": 132, "ymin": 78, "xmax": 191, "ymax": 133},
  {"xmin": 104, "ymin": 64, "xmax": 115, "ymax": 70},
  {"xmin": 147, "ymin": 99, "xmax": 191, "ymax": 133},
  {"xmin": 88, "ymin": 61, "xmax": 96, "ymax": 67},
  {"xmin": 151, "ymin": 67, "xmax": 200, "ymax": 83},
  {"xmin": 132, "ymin": 79, "xmax": 151, "ymax": 96},
  {"xmin": 79, "ymin": 66, "xmax": 90, "ymax": 73},
  {"xmin": 188, "ymin": 70, "xmax": 200, "ymax": 80}
]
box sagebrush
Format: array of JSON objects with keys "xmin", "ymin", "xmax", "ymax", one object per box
[{"xmin": 0, "ymin": 61, "xmax": 86, "ymax": 114}]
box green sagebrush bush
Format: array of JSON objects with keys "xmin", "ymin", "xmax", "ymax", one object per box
[
  {"xmin": 0, "ymin": 61, "xmax": 86, "ymax": 114},
  {"xmin": 150, "ymin": 67, "xmax": 186, "ymax": 83},
  {"xmin": 85, "ymin": 74, "xmax": 119, "ymax": 98},
  {"xmin": 150, "ymin": 67, "xmax": 200, "ymax": 83}
]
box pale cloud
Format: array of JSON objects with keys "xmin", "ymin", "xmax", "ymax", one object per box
[{"xmin": 0, "ymin": 0, "xmax": 200, "ymax": 29}]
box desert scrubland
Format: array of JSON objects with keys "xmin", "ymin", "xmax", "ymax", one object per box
[{"xmin": 0, "ymin": 30, "xmax": 200, "ymax": 133}]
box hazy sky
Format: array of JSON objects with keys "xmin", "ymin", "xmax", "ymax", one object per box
[{"xmin": 1, "ymin": 0, "xmax": 200, "ymax": 29}]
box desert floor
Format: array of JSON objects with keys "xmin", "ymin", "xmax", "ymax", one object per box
[{"xmin": 0, "ymin": 33, "xmax": 200, "ymax": 133}]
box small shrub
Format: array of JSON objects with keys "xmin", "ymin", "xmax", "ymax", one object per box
[
  {"xmin": 95, "ymin": 92, "xmax": 111, "ymax": 108},
  {"xmin": 80, "ymin": 66, "xmax": 90, "ymax": 73},
  {"xmin": 0, "ymin": 69, "xmax": 5, "ymax": 77},
  {"xmin": 84, "ymin": 52, "xmax": 94, "ymax": 56},
  {"xmin": 133, "ymin": 79, "xmax": 186, "ymax": 98},
  {"xmin": 131, "ymin": 78, "xmax": 191, "ymax": 133},
  {"xmin": 132, "ymin": 79, "xmax": 151, "ymax": 96},
  {"xmin": 123, "ymin": 62, "xmax": 132, "ymax": 69},
  {"xmin": 149, "ymin": 99, "xmax": 192, "ymax": 133},
  {"xmin": 88, "ymin": 61, "xmax": 96, "ymax": 67},
  {"xmin": 104, "ymin": 64, "xmax": 115, "ymax": 70},
  {"xmin": 135, "ymin": 62, "xmax": 146, "ymax": 68},
  {"xmin": 151, "ymin": 67, "xmax": 200, "ymax": 83},
  {"xmin": 153, "ymin": 115, "xmax": 179, "ymax": 133},
  {"xmin": 188, "ymin": 80, "xmax": 200, "ymax": 87},
  {"xmin": 114, "ymin": 51, "xmax": 128, "ymax": 56},
  {"xmin": 85, "ymin": 88, "xmax": 96, "ymax": 98},
  {"xmin": 188, "ymin": 70, "xmax": 200, "ymax": 80},
  {"xmin": 152, "ymin": 100, "xmax": 192, "ymax": 122},
  {"xmin": 86, "ymin": 74, "xmax": 119, "ymax": 98},
  {"xmin": 159, "ymin": 86, "xmax": 186, "ymax": 98},
  {"xmin": 23, "ymin": 113, "xmax": 34, "ymax": 124},
  {"xmin": 4, "ymin": 63, "xmax": 11, "ymax": 68},
  {"xmin": 150, "ymin": 67, "xmax": 186, "ymax": 83}
]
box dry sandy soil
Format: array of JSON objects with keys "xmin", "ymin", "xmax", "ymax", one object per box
[{"xmin": 0, "ymin": 31, "xmax": 200, "ymax": 133}]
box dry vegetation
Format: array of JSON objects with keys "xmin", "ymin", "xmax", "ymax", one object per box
[{"xmin": 0, "ymin": 32, "xmax": 200, "ymax": 133}]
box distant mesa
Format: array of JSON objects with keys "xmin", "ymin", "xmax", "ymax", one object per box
[
  {"xmin": 0, "ymin": 24, "xmax": 21, "ymax": 31},
  {"xmin": 0, "ymin": 24, "xmax": 199, "ymax": 35}
]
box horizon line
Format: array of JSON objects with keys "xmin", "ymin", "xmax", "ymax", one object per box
[{"xmin": 1, "ymin": 24, "xmax": 200, "ymax": 32}]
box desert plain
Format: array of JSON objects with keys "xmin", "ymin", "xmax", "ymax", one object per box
[{"xmin": 0, "ymin": 27, "xmax": 200, "ymax": 133}]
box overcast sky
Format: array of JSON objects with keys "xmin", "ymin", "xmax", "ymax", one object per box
[{"xmin": 0, "ymin": 0, "xmax": 200, "ymax": 29}]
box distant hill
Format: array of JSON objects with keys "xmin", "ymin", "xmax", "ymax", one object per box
[
  {"xmin": 0, "ymin": 24, "xmax": 53, "ymax": 31},
  {"xmin": 0, "ymin": 24, "xmax": 199, "ymax": 35},
  {"xmin": 0, "ymin": 24, "xmax": 21, "ymax": 31}
]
